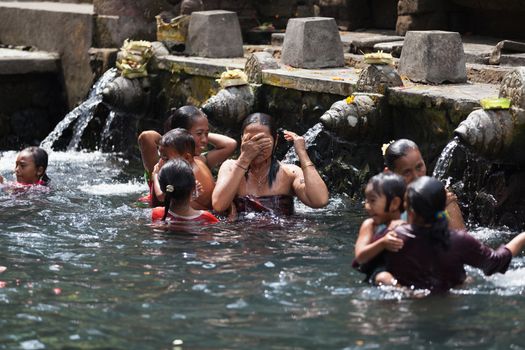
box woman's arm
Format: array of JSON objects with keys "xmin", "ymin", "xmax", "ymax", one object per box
[
  {"xmin": 285, "ymin": 130, "xmax": 329, "ymax": 208},
  {"xmin": 505, "ymin": 232, "xmax": 525, "ymax": 256},
  {"xmin": 138, "ymin": 130, "xmax": 161, "ymax": 174},
  {"xmin": 204, "ymin": 133, "xmax": 237, "ymax": 169}
]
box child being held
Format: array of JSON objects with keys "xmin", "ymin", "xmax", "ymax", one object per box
[
  {"xmin": 144, "ymin": 128, "xmax": 214, "ymax": 210},
  {"xmin": 0, "ymin": 147, "xmax": 50, "ymax": 188},
  {"xmin": 152, "ymin": 158, "xmax": 218, "ymax": 224},
  {"xmin": 353, "ymin": 172, "xmax": 406, "ymax": 285}
]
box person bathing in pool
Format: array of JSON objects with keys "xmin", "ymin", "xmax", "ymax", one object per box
[
  {"xmin": 212, "ymin": 113, "xmax": 329, "ymax": 217},
  {"xmin": 353, "ymin": 172, "xmax": 406, "ymax": 285},
  {"xmin": 384, "ymin": 139, "xmax": 465, "ymax": 230},
  {"xmin": 149, "ymin": 128, "xmax": 214, "ymax": 210},
  {"xmin": 375, "ymin": 176, "xmax": 525, "ymax": 293},
  {"xmin": 0, "ymin": 147, "xmax": 50, "ymax": 188},
  {"xmin": 138, "ymin": 105, "xmax": 236, "ymax": 175},
  {"xmin": 152, "ymin": 158, "xmax": 219, "ymax": 224}
]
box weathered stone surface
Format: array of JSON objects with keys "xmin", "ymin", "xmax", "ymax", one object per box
[
  {"xmin": 499, "ymin": 68, "xmax": 525, "ymax": 109},
  {"xmin": 397, "ymin": 0, "xmax": 443, "ymax": 15},
  {"xmin": 245, "ymin": 52, "xmax": 279, "ymax": 84},
  {"xmin": 281, "ymin": 17, "xmax": 344, "ymax": 69},
  {"xmin": 398, "ymin": 31, "xmax": 467, "ymax": 84},
  {"xmin": 0, "ymin": 48, "xmax": 60, "ymax": 75},
  {"xmin": 356, "ymin": 64, "xmax": 403, "ymax": 94},
  {"xmin": 0, "ymin": 2, "xmax": 94, "ymax": 108},
  {"xmin": 373, "ymin": 41, "xmax": 404, "ymax": 57},
  {"xmin": 187, "ymin": 10, "xmax": 244, "ymax": 58},
  {"xmin": 396, "ymin": 13, "xmax": 448, "ymax": 36}
]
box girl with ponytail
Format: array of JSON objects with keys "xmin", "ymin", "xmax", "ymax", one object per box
[
  {"xmin": 375, "ymin": 176, "xmax": 525, "ymax": 293},
  {"xmin": 151, "ymin": 159, "xmax": 218, "ymax": 224}
]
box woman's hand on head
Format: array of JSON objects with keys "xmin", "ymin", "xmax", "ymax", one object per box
[
  {"xmin": 283, "ymin": 130, "xmax": 306, "ymax": 152},
  {"xmin": 240, "ymin": 132, "xmax": 273, "ymax": 162}
]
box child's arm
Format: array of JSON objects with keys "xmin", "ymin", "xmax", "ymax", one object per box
[
  {"xmin": 446, "ymin": 190, "xmax": 466, "ymax": 231},
  {"xmin": 151, "ymin": 160, "xmax": 165, "ymax": 202},
  {"xmin": 0, "ymin": 175, "xmax": 3, "ymax": 184},
  {"xmin": 355, "ymin": 219, "xmax": 404, "ymax": 264},
  {"xmin": 203, "ymin": 133, "xmax": 237, "ymax": 169}
]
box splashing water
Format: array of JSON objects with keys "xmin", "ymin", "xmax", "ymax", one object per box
[
  {"xmin": 432, "ymin": 137, "xmax": 459, "ymax": 181},
  {"xmin": 40, "ymin": 68, "xmax": 119, "ymax": 151},
  {"xmin": 100, "ymin": 111, "xmax": 117, "ymax": 147},
  {"xmin": 281, "ymin": 123, "xmax": 324, "ymax": 164}
]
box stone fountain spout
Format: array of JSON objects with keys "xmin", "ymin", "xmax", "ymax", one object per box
[{"xmin": 101, "ymin": 76, "xmax": 151, "ymax": 114}]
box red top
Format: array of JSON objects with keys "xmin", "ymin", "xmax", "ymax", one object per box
[{"xmin": 151, "ymin": 207, "xmax": 219, "ymax": 224}]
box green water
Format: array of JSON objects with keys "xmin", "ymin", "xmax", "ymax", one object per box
[{"xmin": 1, "ymin": 151, "xmax": 524, "ymax": 349}]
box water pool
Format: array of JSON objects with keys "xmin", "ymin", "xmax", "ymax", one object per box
[{"xmin": 1, "ymin": 151, "xmax": 524, "ymax": 349}]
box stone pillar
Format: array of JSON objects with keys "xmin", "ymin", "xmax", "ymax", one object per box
[
  {"xmin": 186, "ymin": 10, "xmax": 244, "ymax": 58},
  {"xmin": 245, "ymin": 52, "xmax": 279, "ymax": 84},
  {"xmin": 281, "ymin": 17, "xmax": 344, "ymax": 69},
  {"xmin": 398, "ymin": 30, "xmax": 467, "ymax": 84}
]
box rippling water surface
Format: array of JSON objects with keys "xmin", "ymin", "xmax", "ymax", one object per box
[{"xmin": 1, "ymin": 151, "xmax": 524, "ymax": 349}]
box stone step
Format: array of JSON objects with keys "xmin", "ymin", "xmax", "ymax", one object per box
[
  {"xmin": 0, "ymin": 1, "xmax": 94, "ymax": 108},
  {"xmin": 0, "ymin": 48, "xmax": 60, "ymax": 75}
]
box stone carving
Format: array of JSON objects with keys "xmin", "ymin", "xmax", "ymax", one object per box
[
  {"xmin": 499, "ymin": 68, "xmax": 525, "ymax": 109},
  {"xmin": 201, "ymin": 85, "xmax": 255, "ymax": 126},
  {"xmin": 356, "ymin": 64, "xmax": 403, "ymax": 94},
  {"xmin": 453, "ymin": 108, "xmax": 525, "ymax": 164},
  {"xmin": 245, "ymin": 52, "xmax": 279, "ymax": 84},
  {"xmin": 102, "ymin": 76, "xmax": 151, "ymax": 113},
  {"xmin": 320, "ymin": 93, "xmax": 381, "ymax": 139}
]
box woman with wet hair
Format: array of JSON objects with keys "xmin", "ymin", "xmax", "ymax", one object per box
[
  {"xmin": 384, "ymin": 139, "xmax": 465, "ymax": 230},
  {"xmin": 212, "ymin": 113, "xmax": 329, "ymax": 216},
  {"xmin": 377, "ymin": 176, "xmax": 525, "ymax": 293}
]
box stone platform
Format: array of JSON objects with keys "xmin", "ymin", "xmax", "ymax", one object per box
[{"xmin": 0, "ymin": 48, "xmax": 60, "ymax": 75}]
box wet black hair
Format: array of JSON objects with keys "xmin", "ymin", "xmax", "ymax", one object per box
[
  {"xmin": 158, "ymin": 128, "xmax": 196, "ymax": 157},
  {"xmin": 241, "ymin": 113, "xmax": 280, "ymax": 188},
  {"xmin": 384, "ymin": 139, "xmax": 420, "ymax": 170},
  {"xmin": 22, "ymin": 146, "xmax": 50, "ymax": 185},
  {"xmin": 407, "ymin": 176, "xmax": 450, "ymax": 249},
  {"xmin": 367, "ymin": 172, "xmax": 406, "ymax": 212},
  {"xmin": 164, "ymin": 105, "xmax": 207, "ymax": 134},
  {"xmin": 158, "ymin": 158, "xmax": 196, "ymax": 221}
]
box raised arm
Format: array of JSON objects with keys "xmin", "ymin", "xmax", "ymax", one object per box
[
  {"xmin": 284, "ymin": 130, "xmax": 329, "ymax": 208},
  {"xmin": 445, "ymin": 190, "xmax": 466, "ymax": 231},
  {"xmin": 138, "ymin": 130, "xmax": 161, "ymax": 174},
  {"xmin": 204, "ymin": 133, "xmax": 237, "ymax": 169},
  {"xmin": 151, "ymin": 159, "xmax": 166, "ymax": 202}
]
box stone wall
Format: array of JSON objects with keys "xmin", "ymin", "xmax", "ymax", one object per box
[{"xmin": 0, "ymin": 73, "xmax": 67, "ymax": 150}]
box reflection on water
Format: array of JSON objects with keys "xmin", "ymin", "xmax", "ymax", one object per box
[{"xmin": 1, "ymin": 151, "xmax": 525, "ymax": 349}]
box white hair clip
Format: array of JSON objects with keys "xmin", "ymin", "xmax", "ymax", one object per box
[{"xmin": 166, "ymin": 185, "xmax": 174, "ymax": 193}]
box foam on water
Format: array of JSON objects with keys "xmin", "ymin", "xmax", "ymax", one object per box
[{"xmin": 81, "ymin": 181, "xmax": 148, "ymax": 196}]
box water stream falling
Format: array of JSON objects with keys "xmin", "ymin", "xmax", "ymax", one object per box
[
  {"xmin": 100, "ymin": 110, "xmax": 117, "ymax": 146},
  {"xmin": 432, "ymin": 137, "xmax": 460, "ymax": 181},
  {"xmin": 40, "ymin": 68, "xmax": 119, "ymax": 151},
  {"xmin": 281, "ymin": 122, "xmax": 324, "ymax": 164}
]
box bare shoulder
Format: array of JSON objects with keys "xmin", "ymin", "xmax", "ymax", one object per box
[
  {"xmin": 280, "ymin": 162, "xmax": 302, "ymax": 178},
  {"xmin": 360, "ymin": 218, "xmax": 375, "ymax": 230}
]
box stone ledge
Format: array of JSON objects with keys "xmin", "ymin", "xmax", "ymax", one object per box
[
  {"xmin": 0, "ymin": 48, "xmax": 60, "ymax": 75},
  {"xmin": 0, "ymin": 1, "xmax": 93, "ymax": 14},
  {"xmin": 162, "ymin": 55, "xmax": 245, "ymax": 78}
]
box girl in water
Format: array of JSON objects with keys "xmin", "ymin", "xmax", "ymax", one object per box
[
  {"xmin": 152, "ymin": 158, "xmax": 218, "ymax": 224},
  {"xmin": 378, "ymin": 176, "xmax": 525, "ymax": 293},
  {"xmin": 353, "ymin": 172, "xmax": 406, "ymax": 284},
  {"xmin": 0, "ymin": 147, "xmax": 50, "ymax": 187},
  {"xmin": 138, "ymin": 105, "xmax": 237, "ymax": 175},
  {"xmin": 384, "ymin": 139, "xmax": 465, "ymax": 230},
  {"xmin": 212, "ymin": 113, "xmax": 329, "ymax": 216}
]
